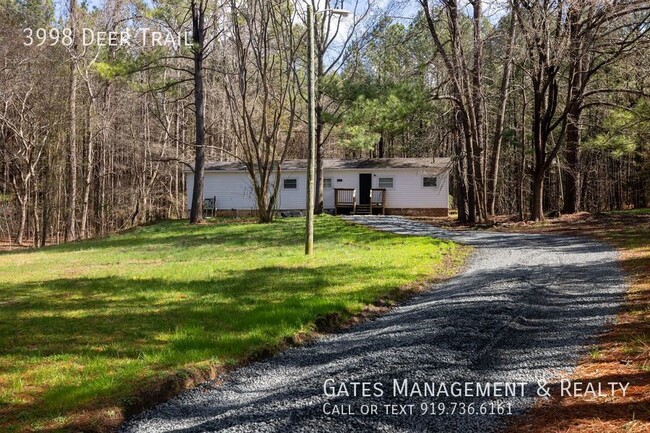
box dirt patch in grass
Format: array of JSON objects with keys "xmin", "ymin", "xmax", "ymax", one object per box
[{"xmin": 421, "ymin": 211, "xmax": 650, "ymax": 433}]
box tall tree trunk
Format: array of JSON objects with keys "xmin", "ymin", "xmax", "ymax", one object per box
[
  {"xmin": 32, "ymin": 183, "xmax": 40, "ymax": 248},
  {"xmin": 80, "ymin": 96, "xmax": 94, "ymax": 238},
  {"xmin": 462, "ymin": 122, "xmax": 477, "ymax": 223},
  {"xmin": 531, "ymin": 170, "xmax": 544, "ymax": 222},
  {"xmin": 16, "ymin": 194, "xmax": 27, "ymax": 245},
  {"xmin": 487, "ymin": 18, "xmax": 516, "ymax": 215},
  {"xmin": 314, "ymin": 47, "xmax": 325, "ymax": 215},
  {"xmin": 66, "ymin": 0, "xmax": 78, "ymax": 241},
  {"xmin": 453, "ymin": 128, "xmax": 469, "ymax": 223},
  {"xmin": 189, "ymin": 0, "xmax": 206, "ymax": 224},
  {"xmin": 470, "ymin": 0, "xmax": 486, "ymax": 222},
  {"xmin": 563, "ymin": 104, "xmax": 582, "ymax": 214},
  {"xmin": 562, "ymin": 7, "xmax": 583, "ymax": 215},
  {"xmin": 518, "ymin": 86, "xmax": 527, "ymax": 221},
  {"xmin": 41, "ymin": 190, "xmax": 49, "ymax": 247}
]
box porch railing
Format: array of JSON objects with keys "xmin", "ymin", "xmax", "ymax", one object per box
[
  {"xmin": 369, "ymin": 189, "xmax": 386, "ymax": 215},
  {"xmin": 334, "ymin": 188, "xmax": 356, "ymax": 215}
]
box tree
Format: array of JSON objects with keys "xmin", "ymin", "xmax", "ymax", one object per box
[
  {"xmin": 224, "ymin": 0, "xmax": 300, "ymax": 223},
  {"xmin": 586, "ymin": 99, "xmax": 650, "ymax": 207},
  {"xmin": 560, "ymin": 0, "xmax": 650, "ymax": 214},
  {"xmin": 420, "ymin": 0, "xmax": 488, "ymax": 223},
  {"xmin": 513, "ymin": 0, "xmax": 650, "ymax": 220},
  {"xmin": 486, "ymin": 16, "xmax": 516, "ymax": 216},
  {"xmin": 189, "ymin": 0, "xmax": 209, "ymax": 224},
  {"xmin": 66, "ymin": 0, "xmax": 78, "ymax": 241},
  {"xmin": 308, "ymin": 0, "xmax": 371, "ymax": 214}
]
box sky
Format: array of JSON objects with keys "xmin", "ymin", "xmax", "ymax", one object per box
[{"xmin": 50, "ymin": 0, "xmax": 507, "ymax": 37}]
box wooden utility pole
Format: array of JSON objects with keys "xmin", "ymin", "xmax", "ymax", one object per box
[{"xmin": 305, "ymin": 3, "xmax": 315, "ymax": 255}]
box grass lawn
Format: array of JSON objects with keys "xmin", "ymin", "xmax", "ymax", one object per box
[
  {"xmin": 607, "ymin": 207, "xmax": 650, "ymax": 215},
  {"xmin": 0, "ymin": 215, "xmax": 466, "ymax": 432}
]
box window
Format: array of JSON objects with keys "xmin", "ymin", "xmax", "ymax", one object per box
[
  {"xmin": 283, "ymin": 178, "xmax": 297, "ymax": 189},
  {"xmin": 378, "ymin": 177, "xmax": 394, "ymax": 188},
  {"xmin": 324, "ymin": 178, "xmax": 332, "ymax": 188},
  {"xmin": 423, "ymin": 176, "xmax": 437, "ymax": 187}
]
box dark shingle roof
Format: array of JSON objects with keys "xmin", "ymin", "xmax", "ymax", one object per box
[{"xmin": 200, "ymin": 158, "xmax": 451, "ymax": 172}]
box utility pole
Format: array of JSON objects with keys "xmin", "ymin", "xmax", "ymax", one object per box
[{"xmin": 305, "ymin": 3, "xmax": 316, "ymax": 255}]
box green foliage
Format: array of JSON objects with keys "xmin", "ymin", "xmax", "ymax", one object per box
[
  {"xmin": 339, "ymin": 124, "xmax": 380, "ymax": 150},
  {"xmin": 94, "ymin": 60, "xmax": 132, "ymax": 80},
  {"xmin": 585, "ymin": 99, "xmax": 650, "ymax": 158},
  {"xmin": 335, "ymin": 15, "xmax": 438, "ymax": 152},
  {"xmin": 0, "ymin": 216, "xmax": 463, "ymax": 432},
  {"xmin": 8, "ymin": 0, "xmax": 54, "ymax": 27},
  {"xmin": 338, "ymin": 83, "xmax": 433, "ymax": 151}
]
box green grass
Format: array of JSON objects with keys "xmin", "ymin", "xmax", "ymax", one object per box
[
  {"xmin": 606, "ymin": 207, "xmax": 650, "ymax": 215},
  {"xmin": 0, "ymin": 215, "xmax": 464, "ymax": 432}
]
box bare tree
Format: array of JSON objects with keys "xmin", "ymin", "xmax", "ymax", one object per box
[
  {"xmin": 513, "ymin": 0, "xmax": 650, "ymax": 220},
  {"xmin": 420, "ymin": 0, "xmax": 488, "ymax": 223},
  {"xmin": 189, "ymin": 0, "xmax": 209, "ymax": 224},
  {"xmin": 225, "ymin": 0, "xmax": 300, "ymax": 223},
  {"xmin": 487, "ymin": 16, "xmax": 516, "ymax": 215},
  {"xmin": 560, "ymin": 0, "xmax": 650, "ymax": 214},
  {"xmin": 66, "ymin": 0, "xmax": 78, "ymax": 240},
  {"xmin": 307, "ymin": 0, "xmax": 372, "ymax": 214},
  {"xmin": 0, "ymin": 85, "xmax": 57, "ymax": 244}
]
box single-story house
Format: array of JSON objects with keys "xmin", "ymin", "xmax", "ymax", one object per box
[{"xmin": 186, "ymin": 158, "xmax": 451, "ymax": 216}]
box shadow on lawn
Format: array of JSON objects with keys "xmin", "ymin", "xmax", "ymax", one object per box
[
  {"xmin": 0, "ymin": 262, "xmax": 406, "ymax": 427},
  {"xmin": 1, "ymin": 263, "xmax": 392, "ymax": 357}
]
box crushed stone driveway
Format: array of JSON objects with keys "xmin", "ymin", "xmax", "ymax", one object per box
[{"xmin": 120, "ymin": 216, "xmax": 626, "ymax": 433}]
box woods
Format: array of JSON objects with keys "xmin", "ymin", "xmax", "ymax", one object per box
[{"xmin": 0, "ymin": 0, "xmax": 649, "ymax": 246}]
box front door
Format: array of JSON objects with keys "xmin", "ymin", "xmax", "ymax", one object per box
[{"xmin": 359, "ymin": 173, "xmax": 372, "ymax": 205}]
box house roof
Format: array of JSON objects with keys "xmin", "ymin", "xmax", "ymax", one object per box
[{"xmin": 199, "ymin": 158, "xmax": 452, "ymax": 172}]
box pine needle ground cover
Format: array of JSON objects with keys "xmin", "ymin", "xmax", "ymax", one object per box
[{"xmin": 0, "ymin": 215, "xmax": 465, "ymax": 432}]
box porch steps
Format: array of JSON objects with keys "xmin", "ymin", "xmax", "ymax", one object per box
[{"xmin": 355, "ymin": 205, "xmax": 371, "ymax": 215}]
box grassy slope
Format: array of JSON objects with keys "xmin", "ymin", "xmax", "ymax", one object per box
[{"xmin": 0, "ymin": 215, "xmax": 466, "ymax": 432}]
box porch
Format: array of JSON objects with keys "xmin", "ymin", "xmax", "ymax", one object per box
[{"xmin": 334, "ymin": 188, "xmax": 386, "ymax": 215}]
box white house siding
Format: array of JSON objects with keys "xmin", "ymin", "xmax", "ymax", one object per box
[
  {"xmin": 187, "ymin": 172, "xmax": 257, "ymax": 211},
  {"xmin": 187, "ymin": 171, "xmax": 307, "ymax": 211},
  {"xmin": 322, "ymin": 169, "xmax": 448, "ymax": 209},
  {"xmin": 278, "ymin": 171, "xmax": 307, "ymax": 210},
  {"xmin": 188, "ymin": 167, "xmax": 449, "ymax": 211}
]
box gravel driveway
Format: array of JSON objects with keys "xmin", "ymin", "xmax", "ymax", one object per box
[{"xmin": 120, "ymin": 216, "xmax": 626, "ymax": 433}]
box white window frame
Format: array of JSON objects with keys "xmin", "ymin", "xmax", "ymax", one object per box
[
  {"xmin": 323, "ymin": 178, "xmax": 332, "ymax": 188},
  {"xmin": 283, "ymin": 178, "xmax": 298, "ymax": 189},
  {"xmin": 422, "ymin": 176, "xmax": 438, "ymax": 188},
  {"xmin": 377, "ymin": 177, "xmax": 394, "ymax": 189}
]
